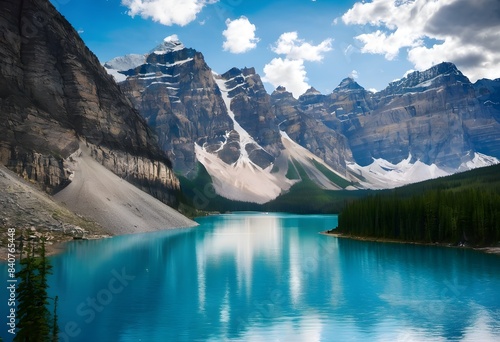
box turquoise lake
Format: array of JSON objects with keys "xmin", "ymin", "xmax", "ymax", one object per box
[{"xmin": 2, "ymin": 213, "xmax": 500, "ymax": 341}]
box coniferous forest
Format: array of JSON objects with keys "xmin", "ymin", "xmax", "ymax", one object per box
[{"xmin": 335, "ymin": 164, "xmax": 500, "ymax": 246}]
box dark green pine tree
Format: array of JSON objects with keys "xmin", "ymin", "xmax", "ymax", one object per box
[
  {"xmin": 15, "ymin": 238, "xmax": 54, "ymax": 342},
  {"xmin": 15, "ymin": 240, "xmax": 38, "ymax": 341},
  {"xmin": 51, "ymin": 296, "xmax": 59, "ymax": 342}
]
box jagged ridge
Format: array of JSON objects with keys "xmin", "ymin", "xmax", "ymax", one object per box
[{"xmin": 106, "ymin": 38, "xmax": 500, "ymax": 203}]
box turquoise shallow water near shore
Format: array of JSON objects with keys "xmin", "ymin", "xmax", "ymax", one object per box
[{"xmin": 1, "ymin": 213, "xmax": 500, "ymax": 341}]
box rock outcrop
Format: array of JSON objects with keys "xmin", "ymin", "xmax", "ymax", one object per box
[
  {"xmin": 271, "ymin": 64, "xmax": 500, "ymax": 170},
  {"xmin": 0, "ymin": 0, "xmax": 180, "ymax": 206},
  {"xmin": 271, "ymin": 86, "xmax": 353, "ymax": 175},
  {"xmin": 118, "ymin": 38, "xmax": 233, "ymax": 174},
  {"xmin": 343, "ymin": 63, "xmax": 500, "ymax": 167},
  {"xmin": 220, "ymin": 67, "xmax": 282, "ymax": 161}
]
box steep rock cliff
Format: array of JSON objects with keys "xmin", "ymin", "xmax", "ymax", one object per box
[
  {"xmin": 0, "ymin": 0, "xmax": 180, "ymax": 205},
  {"xmin": 220, "ymin": 67, "xmax": 282, "ymax": 161},
  {"xmin": 118, "ymin": 39, "xmax": 233, "ymax": 174},
  {"xmin": 107, "ymin": 36, "xmax": 500, "ymax": 200},
  {"xmin": 271, "ymin": 86, "xmax": 353, "ymax": 175},
  {"xmin": 346, "ymin": 63, "xmax": 500, "ymax": 167}
]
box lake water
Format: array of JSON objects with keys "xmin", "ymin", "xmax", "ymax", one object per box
[{"xmin": 1, "ymin": 213, "xmax": 500, "ymax": 341}]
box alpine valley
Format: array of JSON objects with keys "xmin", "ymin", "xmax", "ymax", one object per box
[
  {"xmin": 2, "ymin": 2, "xmax": 500, "ymax": 341},
  {"xmin": 105, "ymin": 36, "xmax": 500, "ymax": 205},
  {"xmin": 1, "ymin": 0, "xmax": 500, "ymax": 231}
]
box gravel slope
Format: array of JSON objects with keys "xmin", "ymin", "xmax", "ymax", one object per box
[{"xmin": 54, "ymin": 145, "xmax": 197, "ymax": 234}]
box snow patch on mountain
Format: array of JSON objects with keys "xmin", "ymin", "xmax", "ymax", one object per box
[
  {"xmin": 195, "ymin": 144, "xmax": 292, "ymax": 204},
  {"xmin": 347, "ymin": 155, "xmax": 449, "ymax": 189},
  {"xmin": 156, "ymin": 58, "xmax": 194, "ymax": 67},
  {"xmin": 348, "ymin": 152, "xmax": 499, "ymax": 189},
  {"xmin": 213, "ymin": 74, "xmax": 264, "ymax": 159},
  {"xmin": 460, "ymin": 152, "xmax": 500, "ymax": 170},
  {"xmin": 104, "ymin": 54, "xmax": 147, "ymax": 82},
  {"xmin": 151, "ymin": 35, "xmax": 185, "ymax": 55},
  {"xmin": 191, "ymin": 73, "xmax": 295, "ymax": 203},
  {"xmin": 280, "ymin": 131, "xmax": 347, "ymax": 190}
]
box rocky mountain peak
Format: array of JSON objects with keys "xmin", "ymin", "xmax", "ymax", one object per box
[
  {"xmin": 218, "ymin": 65, "xmax": 282, "ymax": 159},
  {"xmin": 428, "ymin": 61, "xmax": 461, "ymax": 76},
  {"xmin": 242, "ymin": 67, "xmax": 256, "ymax": 76},
  {"xmin": 274, "ymin": 86, "xmax": 288, "ymax": 93},
  {"xmin": 114, "ymin": 38, "xmax": 232, "ymax": 173},
  {"xmin": 104, "ymin": 54, "xmax": 147, "ymax": 82},
  {"xmin": 104, "ymin": 35, "xmax": 189, "ymax": 82},
  {"xmin": 150, "ymin": 35, "xmax": 185, "ymax": 55},
  {"xmin": 383, "ymin": 62, "xmax": 470, "ymax": 95},
  {"xmin": 304, "ymin": 87, "xmax": 321, "ymax": 95},
  {"xmin": 334, "ymin": 77, "xmax": 365, "ymax": 92},
  {"xmin": 219, "ymin": 66, "xmax": 268, "ymax": 99},
  {"xmin": 104, "ymin": 54, "xmax": 146, "ymax": 72},
  {"xmin": 299, "ymin": 87, "xmax": 325, "ymax": 105},
  {"xmin": 408, "ymin": 62, "xmax": 467, "ymax": 83},
  {"xmin": 221, "ymin": 67, "xmax": 245, "ymax": 80},
  {"xmin": 270, "ymin": 86, "xmax": 296, "ymax": 105}
]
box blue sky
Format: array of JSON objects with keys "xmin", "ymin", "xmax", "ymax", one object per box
[{"xmin": 50, "ymin": 0, "xmax": 500, "ymax": 97}]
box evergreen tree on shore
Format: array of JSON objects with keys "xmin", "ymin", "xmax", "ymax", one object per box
[
  {"xmin": 15, "ymin": 237, "xmax": 58, "ymax": 342},
  {"xmin": 52, "ymin": 296, "xmax": 59, "ymax": 342},
  {"xmin": 336, "ymin": 187, "xmax": 500, "ymax": 245}
]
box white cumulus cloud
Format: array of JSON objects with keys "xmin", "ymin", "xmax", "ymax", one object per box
[
  {"xmin": 271, "ymin": 31, "xmax": 332, "ymax": 62},
  {"xmin": 262, "ymin": 58, "xmax": 309, "ymax": 98},
  {"xmin": 342, "ymin": 0, "xmax": 500, "ymax": 81},
  {"xmin": 121, "ymin": 0, "xmax": 218, "ymax": 26},
  {"xmin": 222, "ymin": 16, "xmax": 259, "ymax": 54},
  {"xmin": 263, "ymin": 32, "xmax": 332, "ymax": 98}
]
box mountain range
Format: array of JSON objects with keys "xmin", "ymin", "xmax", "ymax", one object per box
[
  {"xmin": 1, "ymin": 0, "xmax": 499, "ymax": 228},
  {"xmin": 105, "ymin": 36, "xmax": 500, "ymax": 203}
]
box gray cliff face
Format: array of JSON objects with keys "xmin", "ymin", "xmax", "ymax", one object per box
[
  {"xmin": 273, "ymin": 64, "xmax": 500, "ymax": 169},
  {"xmin": 0, "ymin": 0, "xmax": 180, "ymax": 205},
  {"xmin": 85, "ymin": 143, "xmax": 180, "ymax": 206},
  {"xmin": 219, "ymin": 67, "xmax": 281, "ymax": 168},
  {"xmin": 345, "ymin": 63, "xmax": 500, "ymax": 167},
  {"xmin": 108, "ymin": 35, "xmax": 500, "ymax": 192},
  {"xmin": 119, "ymin": 47, "xmax": 233, "ymax": 174},
  {"xmin": 271, "ymin": 87, "xmax": 353, "ymax": 175},
  {"xmin": 222, "ymin": 68, "xmax": 279, "ymax": 149},
  {"xmin": 471, "ymin": 78, "xmax": 500, "ymax": 158},
  {"xmin": 117, "ymin": 51, "xmax": 284, "ymax": 173},
  {"xmin": 270, "ymin": 63, "xmax": 500, "ymax": 171}
]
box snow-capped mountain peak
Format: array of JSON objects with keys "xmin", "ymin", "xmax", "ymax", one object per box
[
  {"xmin": 104, "ymin": 35, "xmax": 187, "ymax": 82},
  {"xmin": 334, "ymin": 77, "xmax": 364, "ymax": 92},
  {"xmin": 150, "ymin": 35, "xmax": 185, "ymax": 55},
  {"xmin": 101, "ymin": 37, "xmax": 500, "ymax": 204},
  {"xmin": 103, "ymin": 53, "xmax": 146, "ymax": 71},
  {"xmin": 103, "ymin": 54, "xmax": 147, "ymax": 82}
]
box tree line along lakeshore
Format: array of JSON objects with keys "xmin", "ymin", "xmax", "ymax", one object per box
[{"xmin": 335, "ymin": 164, "xmax": 500, "ymax": 246}]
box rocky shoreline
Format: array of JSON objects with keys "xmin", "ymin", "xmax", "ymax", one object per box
[
  {"xmin": 0, "ymin": 165, "xmax": 109, "ymax": 260},
  {"xmin": 322, "ymin": 231, "xmax": 500, "ymax": 256}
]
